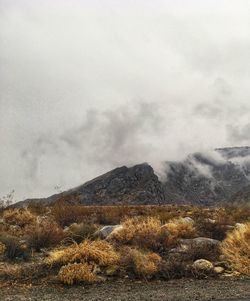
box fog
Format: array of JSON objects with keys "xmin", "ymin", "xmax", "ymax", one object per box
[{"xmin": 1, "ymin": 0, "xmax": 250, "ymax": 200}]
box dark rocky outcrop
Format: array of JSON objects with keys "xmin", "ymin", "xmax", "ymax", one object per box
[
  {"xmin": 161, "ymin": 147, "xmax": 250, "ymax": 205},
  {"xmin": 14, "ymin": 147, "xmax": 250, "ymax": 207},
  {"xmin": 16, "ymin": 163, "xmax": 166, "ymax": 207}
]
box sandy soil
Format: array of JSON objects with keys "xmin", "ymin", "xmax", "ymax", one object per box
[{"xmin": 1, "ymin": 278, "xmax": 250, "ymax": 301}]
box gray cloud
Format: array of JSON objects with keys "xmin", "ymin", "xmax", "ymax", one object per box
[{"xmin": 1, "ymin": 0, "xmax": 250, "ymax": 200}]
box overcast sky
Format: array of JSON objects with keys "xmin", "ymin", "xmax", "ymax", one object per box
[{"xmin": 1, "ymin": 0, "xmax": 250, "ymax": 201}]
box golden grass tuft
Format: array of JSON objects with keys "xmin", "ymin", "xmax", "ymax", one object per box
[
  {"xmin": 3, "ymin": 208, "xmax": 36, "ymax": 227},
  {"xmin": 109, "ymin": 216, "xmax": 162, "ymax": 249},
  {"xmin": 0, "ymin": 241, "xmax": 6, "ymax": 255},
  {"xmin": 58, "ymin": 262, "xmax": 97, "ymax": 285},
  {"xmin": 161, "ymin": 218, "xmax": 196, "ymax": 247},
  {"xmin": 119, "ymin": 247, "xmax": 162, "ymax": 277},
  {"xmin": 221, "ymin": 222, "xmax": 250, "ymax": 276},
  {"xmin": 48, "ymin": 239, "xmax": 119, "ymax": 266}
]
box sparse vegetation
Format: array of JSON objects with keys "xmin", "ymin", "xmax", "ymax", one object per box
[
  {"xmin": 0, "ymin": 204, "xmax": 249, "ymax": 286},
  {"xmin": 65, "ymin": 222, "xmax": 98, "ymax": 243},
  {"xmin": 3, "ymin": 208, "xmax": 36, "ymax": 227},
  {"xmin": 26, "ymin": 219, "xmax": 64, "ymax": 251},
  {"xmin": 58, "ymin": 262, "xmax": 98, "ymax": 284},
  {"xmin": 221, "ymin": 222, "xmax": 250, "ymax": 276}
]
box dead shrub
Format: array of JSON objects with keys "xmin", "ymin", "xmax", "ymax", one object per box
[
  {"xmin": 26, "ymin": 219, "xmax": 64, "ymax": 251},
  {"xmin": 0, "ymin": 241, "xmax": 6, "ymax": 255},
  {"xmin": 159, "ymin": 259, "xmax": 190, "ymax": 279},
  {"xmin": 161, "ymin": 218, "xmax": 196, "ymax": 248},
  {"xmin": 3, "ymin": 208, "xmax": 36, "ymax": 227},
  {"xmin": 221, "ymin": 222, "xmax": 250, "ymax": 276},
  {"xmin": 183, "ymin": 240, "xmax": 220, "ymax": 262},
  {"xmin": 0, "ymin": 234, "xmax": 30, "ymax": 260},
  {"xmin": 195, "ymin": 216, "xmax": 230, "ymax": 241},
  {"xmin": 48, "ymin": 239, "xmax": 119, "ymax": 267},
  {"xmin": 119, "ymin": 247, "xmax": 161, "ymax": 278},
  {"xmin": 66, "ymin": 223, "xmax": 98, "ymax": 243},
  {"xmin": 58, "ymin": 262, "xmax": 97, "ymax": 284},
  {"xmin": 110, "ymin": 216, "xmax": 162, "ymax": 249}
]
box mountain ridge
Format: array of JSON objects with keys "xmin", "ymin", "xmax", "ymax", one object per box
[{"xmin": 14, "ymin": 146, "xmax": 250, "ymax": 207}]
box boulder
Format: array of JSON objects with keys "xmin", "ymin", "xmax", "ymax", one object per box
[
  {"xmin": 181, "ymin": 217, "xmax": 194, "ymax": 224},
  {"xmin": 94, "ymin": 225, "xmax": 123, "ymax": 239},
  {"xmin": 214, "ymin": 266, "xmax": 224, "ymax": 274},
  {"xmin": 170, "ymin": 237, "xmax": 220, "ymax": 254},
  {"xmin": 235, "ymin": 223, "xmax": 245, "ymax": 229},
  {"xmin": 193, "ymin": 259, "xmax": 214, "ymax": 271}
]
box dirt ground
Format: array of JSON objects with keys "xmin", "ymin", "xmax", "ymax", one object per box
[{"xmin": 1, "ymin": 278, "xmax": 250, "ymax": 301}]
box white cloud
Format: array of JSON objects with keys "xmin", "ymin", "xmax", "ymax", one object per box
[{"xmin": 1, "ymin": 0, "xmax": 250, "ymax": 200}]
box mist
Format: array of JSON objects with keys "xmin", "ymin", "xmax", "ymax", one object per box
[{"xmin": 1, "ymin": 0, "xmax": 250, "ymax": 200}]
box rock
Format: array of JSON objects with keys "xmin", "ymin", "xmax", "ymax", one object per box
[
  {"xmin": 172, "ymin": 237, "xmax": 221, "ymax": 253},
  {"xmin": 214, "ymin": 266, "xmax": 224, "ymax": 274},
  {"xmin": 204, "ymin": 218, "xmax": 216, "ymax": 224},
  {"xmin": 235, "ymin": 223, "xmax": 245, "ymax": 229},
  {"xmin": 94, "ymin": 225, "xmax": 123, "ymax": 239},
  {"xmin": 225, "ymin": 225, "xmax": 234, "ymax": 230},
  {"xmin": 193, "ymin": 259, "xmax": 214, "ymax": 271},
  {"xmin": 182, "ymin": 217, "xmax": 194, "ymax": 224}
]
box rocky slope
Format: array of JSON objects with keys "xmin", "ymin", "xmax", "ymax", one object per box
[
  {"xmin": 16, "ymin": 163, "xmax": 166, "ymax": 207},
  {"xmin": 15, "ymin": 146, "xmax": 250, "ymax": 207},
  {"xmin": 162, "ymin": 147, "xmax": 250, "ymax": 205}
]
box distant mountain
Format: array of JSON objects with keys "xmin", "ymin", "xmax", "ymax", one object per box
[
  {"xmin": 14, "ymin": 146, "xmax": 250, "ymax": 207},
  {"xmin": 162, "ymin": 147, "xmax": 250, "ymax": 205},
  {"xmin": 15, "ymin": 164, "xmax": 166, "ymax": 207}
]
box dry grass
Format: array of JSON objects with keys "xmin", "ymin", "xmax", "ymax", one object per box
[
  {"xmin": 0, "ymin": 241, "xmax": 6, "ymax": 255},
  {"xmin": 3, "ymin": 208, "xmax": 36, "ymax": 227},
  {"xmin": 0, "ymin": 234, "xmax": 30, "ymax": 260},
  {"xmin": 119, "ymin": 247, "xmax": 162, "ymax": 278},
  {"xmin": 48, "ymin": 239, "xmax": 119, "ymax": 267},
  {"xmin": 221, "ymin": 222, "xmax": 250, "ymax": 276},
  {"xmin": 58, "ymin": 262, "xmax": 97, "ymax": 285},
  {"xmin": 109, "ymin": 216, "xmax": 162, "ymax": 249},
  {"xmin": 161, "ymin": 218, "xmax": 196, "ymax": 247},
  {"xmin": 65, "ymin": 223, "xmax": 98, "ymax": 243},
  {"xmin": 25, "ymin": 219, "xmax": 64, "ymax": 251}
]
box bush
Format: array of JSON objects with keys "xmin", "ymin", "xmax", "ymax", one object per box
[
  {"xmin": 195, "ymin": 216, "xmax": 230, "ymax": 241},
  {"xmin": 161, "ymin": 218, "xmax": 196, "ymax": 248},
  {"xmin": 159, "ymin": 259, "xmax": 189, "ymax": 279},
  {"xmin": 109, "ymin": 216, "xmax": 162, "ymax": 249},
  {"xmin": 3, "ymin": 208, "xmax": 36, "ymax": 227},
  {"xmin": 0, "ymin": 234, "xmax": 30, "ymax": 260},
  {"xmin": 58, "ymin": 262, "xmax": 97, "ymax": 284},
  {"xmin": 48, "ymin": 239, "xmax": 119, "ymax": 267},
  {"xmin": 66, "ymin": 223, "xmax": 98, "ymax": 243},
  {"xmin": 221, "ymin": 222, "xmax": 250, "ymax": 276},
  {"xmin": 0, "ymin": 241, "xmax": 6, "ymax": 255},
  {"xmin": 119, "ymin": 247, "xmax": 161, "ymax": 278},
  {"xmin": 26, "ymin": 219, "xmax": 64, "ymax": 251}
]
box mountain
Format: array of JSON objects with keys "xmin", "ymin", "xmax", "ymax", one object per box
[
  {"xmin": 14, "ymin": 146, "xmax": 250, "ymax": 207},
  {"xmin": 15, "ymin": 163, "xmax": 166, "ymax": 207},
  {"xmin": 162, "ymin": 147, "xmax": 250, "ymax": 205}
]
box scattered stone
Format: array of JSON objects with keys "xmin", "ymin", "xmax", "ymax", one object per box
[
  {"xmin": 171, "ymin": 237, "xmax": 221, "ymax": 254},
  {"xmin": 94, "ymin": 225, "xmax": 123, "ymax": 239},
  {"xmin": 214, "ymin": 266, "xmax": 224, "ymax": 274},
  {"xmin": 204, "ymin": 218, "xmax": 216, "ymax": 224},
  {"xmin": 182, "ymin": 217, "xmax": 194, "ymax": 224},
  {"xmin": 235, "ymin": 223, "xmax": 245, "ymax": 229},
  {"xmin": 193, "ymin": 259, "xmax": 214, "ymax": 271}
]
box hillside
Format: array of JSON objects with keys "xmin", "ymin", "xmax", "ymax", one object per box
[{"xmin": 14, "ymin": 146, "xmax": 250, "ymax": 207}]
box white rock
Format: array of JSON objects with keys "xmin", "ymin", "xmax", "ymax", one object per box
[{"xmin": 193, "ymin": 259, "xmax": 214, "ymax": 271}]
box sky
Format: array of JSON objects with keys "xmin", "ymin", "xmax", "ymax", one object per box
[{"xmin": 1, "ymin": 0, "xmax": 250, "ymax": 201}]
